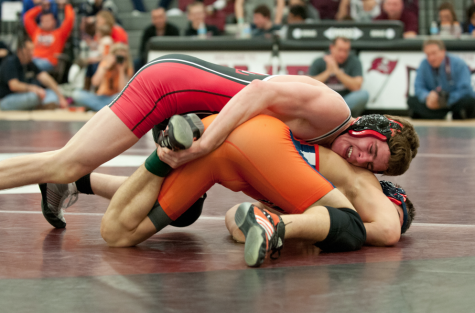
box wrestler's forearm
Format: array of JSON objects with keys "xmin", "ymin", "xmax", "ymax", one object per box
[
  {"xmin": 364, "ymin": 222, "xmax": 400, "ymax": 246},
  {"xmin": 199, "ymin": 80, "xmax": 275, "ymax": 153}
]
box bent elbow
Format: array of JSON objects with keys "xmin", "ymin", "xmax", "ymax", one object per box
[{"xmin": 382, "ymin": 228, "xmax": 401, "ymax": 246}]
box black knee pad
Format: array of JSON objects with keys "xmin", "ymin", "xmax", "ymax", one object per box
[
  {"xmin": 314, "ymin": 207, "xmax": 366, "ymax": 252},
  {"xmin": 170, "ymin": 193, "xmax": 207, "ymax": 227}
]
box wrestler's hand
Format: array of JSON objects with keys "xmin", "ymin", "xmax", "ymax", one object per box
[{"xmin": 157, "ymin": 139, "xmax": 208, "ymax": 168}]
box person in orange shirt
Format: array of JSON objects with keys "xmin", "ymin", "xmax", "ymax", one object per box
[
  {"xmin": 72, "ymin": 43, "xmax": 133, "ymax": 111},
  {"xmin": 24, "ymin": 1, "xmax": 75, "ymax": 72}
]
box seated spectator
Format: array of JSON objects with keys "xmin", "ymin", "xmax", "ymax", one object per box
[
  {"xmin": 310, "ymin": 0, "xmax": 340, "ymax": 20},
  {"xmin": 23, "ymin": 0, "xmax": 75, "ymax": 72},
  {"xmin": 96, "ymin": 10, "xmax": 128, "ymax": 44},
  {"xmin": 137, "ymin": 8, "xmax": 180, "ymax": 70},
  {"xmin": 467, "ymin": 4, "xmax": 475, "ymax": 36},
  {"xmin": 0, "ymin": 37, "xmax": 68, "ymax": 110},
  {"xmin": 288, "ymin": 5, "xmax": 307, "ymax": 23},
  {"xmin": 285, "ymin": 0, "xmax": 320, "ymax": 23},
  {"xmin": 72, "ymin": 43, "xmax": 133, "ymax": 111},
  {"xmin": 288, "ymin": 0, "xmax": 320, "ymax": 21},
  {"xmin": 96, "ymin": 24, "xmax": 113, "ymax": 56},
  {"xmin": 131, "ymin": 0, "xmax": 146, "ymax": 15},
  {"xmin": 235, "ymin": 0, "xmax": 285, "ymax": 25},
  {"xmin": 407, "ymin": 40, "xmax": 475, "ymax": 120},
  {"xmin": 375, "ymin": 0, "xmax": 418, "ymax": 38},
  {"xmin": 79, "ymin": 0, "xmax": 118, "ymax": 20},
  {"xmin": 251, "ymin": 5, "xmax": 281, "ymax": 38},
  {"xmin": 185, "ymin": 2, "xmax": 220, "ymax": 37},
  {"xmin": 280, "ymin": 5, "xmax": 308, "ymax": 38},
  {"xmin": 0, "ymin": 41, "xmax": 11, "ymax": 64},
  {"xmin": 309, "ymin": 37, "xmax": 369, "ymax": 117},
  {"xmin": 83, "ymin": 10, "xmax": 128, "ymax": 88},
  {"xmin": 336, "ymin": 0, "xmax": 381, "ymax": 22},
  {"xmin": 437, "ymin": 2, "xmax": 461, "ymax": 37}
]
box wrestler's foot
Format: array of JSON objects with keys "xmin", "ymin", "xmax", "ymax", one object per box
[
  {"xmin": 39, "ymin": 183, "xmax": 79, "ymax": 228},
  {"xmin": 158, "ymin": 114, "xmax": 204, "ymax": 151},
  {"xmin": 234, "ymin": 203, "xmax": 285, "ymax": 267}
]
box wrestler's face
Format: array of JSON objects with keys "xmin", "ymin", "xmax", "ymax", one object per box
[{"xmin": 331, "ymin": 133, "xmax": 390, "ymax": 172}]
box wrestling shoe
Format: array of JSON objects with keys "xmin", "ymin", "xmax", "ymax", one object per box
[
  {"xmin": 158, "ymin": 114, "xmax": 204, "ymax": 151},
  {"xmin": 234, "ymin": 203, "xmax": 285, "ymax": 267},
  {"xmin": 39, "ymin": 182, "xmax": 79, "ymax": 228}
]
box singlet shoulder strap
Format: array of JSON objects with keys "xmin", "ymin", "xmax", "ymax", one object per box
[{"xmin": 304, "ymin": 112, "xmax": 352, "ymax": 144}]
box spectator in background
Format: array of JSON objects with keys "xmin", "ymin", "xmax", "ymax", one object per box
[
  {"xmin": 22, "ymin": 0, "xmax": 57, "ymax": 21},
  {"xmin": 375, "ymin": 0, "xmax": 418, "ymax": 38},
  {"xmin": 288, "ymin": 0, "xmax": 319, "ymax": 21},
  {"xmin": 251, "ymin": 5, "xmax": 281, "ymax": 38},
  {"xmin": 287, "ymin": 5, "xmax": 307, "ymax": 23},
  {"xmin": 466, "ymin": 4, "xmax": 475, "ymax": 36},
  {"xmin": 280, "ymin": 5, "xmax": 308, "ymax": 38},
  {"xmin": 311, "ymin": 0, "xmax": 340, "ymax": 20},
  {"xmin": 72, "ymin": 43, "xmax": 133, "ymax": 111},
  {"xmin": 185, "ymin": 2, "xmax": 220, "ymax": 37},
  {"xmin": 235, "ymin": 0, "xmax": 285, "ymax": 26},
  {"xmin": 137, "ymin": 8, "xmax": 179, "ymax": 70},
  {"xmin": 0, "ymin": 41, "xmax": 11, "ymax": 64},
  {"xmin": 96, "ymin": 24, "xmax": 113, "ymax": 56},
  {"xmin": 0, "ymin": 37, "xmax": 68, "ymax": 110},
  {"xmin": 309, "ymin": 37, "xmax": 368, "ymax": 117},
  {"xmin": 23, "ymin": 0, "xmax": 75, "ymax": 72},
  {"xmin": 336, "ymin": 0, "xmax": 381, "ymax": 22},
  {"xmin": 96, "ymin": 10, "xmax": 128, "ymax": 44},
  {"xmin": 131, "ymin": 0, "xmax": 146, "ymax": 15},
  {"xmin": 79, "ymin": 0, "xmax": 118, "ymax": 20},
  {"xmin": 408, "ymin": 40, "xmax": 475, "ymax": 120},
  {"xmin": 438, "ymin": 2, "xmax": 461, "ymax": 37}
]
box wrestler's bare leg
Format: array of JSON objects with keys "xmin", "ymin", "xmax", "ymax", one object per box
[
  {"xmin": 0, "ymin": 107, "xmax": 138, "ymax": 190},
  {"xmin": 100, "ymin": 165, "xmax": 165, "ymax": 247},
  {"xmin": 90, "ymin": 173, "xmax": 127, "ymax": 199},
  {"xmin": 225, "ymin": 203, "xmax": 331, "ymax": 244}
]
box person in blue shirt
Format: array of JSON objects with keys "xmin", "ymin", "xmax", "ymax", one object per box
[{"xmin": 408, "ymin": 39, "xmax": 475, "ymax": 119}]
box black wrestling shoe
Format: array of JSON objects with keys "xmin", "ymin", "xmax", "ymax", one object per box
[
  {"xmin": 39, "ymin": 182, "xmax": 78, "ymax": 228},
  {"xmin": 158, "ymin": 114, "xmax": 204, "ymax": 151},
  {"xmin": 234, "ymin": 203, "xmax": 285, "ymax": 267}
]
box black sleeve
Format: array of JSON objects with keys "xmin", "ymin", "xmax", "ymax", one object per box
[
  {"xmin": 165, "ymin": 23, "xmax": 180, "ymax": 36},
  {"xmin": 140, "ymin": 26, "xmax": 154, "ymax": 58},
  {"xmin": 208, "ymin": 25, "xmax": 220, "ymax": 36},
  {"xmin": 30, "ymin": 61, "xmax": 42, "ymax": 76},
  {"xmin": 1, "ymin": 58, "xmax": 20, "ymax": 83},
  {"xmin": 0, "ymin": 41, "xmax": 10, "ymax": 51},
  {"xmin": 184, "ymin": 27, "xmax": 195, "ymax": 36}
]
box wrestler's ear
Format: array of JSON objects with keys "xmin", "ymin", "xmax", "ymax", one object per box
[{"xmin": 348, "ymin": 130, "xmax": 386, "ymax": 141}]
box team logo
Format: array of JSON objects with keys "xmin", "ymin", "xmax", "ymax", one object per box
[{"xmin": 367, "ymin": 57, "xmax": 399, "ymax": 103}]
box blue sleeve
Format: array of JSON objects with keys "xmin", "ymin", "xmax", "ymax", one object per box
[
  {"xmin": 448, "ymin": 60, "xmax": 474, "ymax": 106},
  {"xmin": 415, "ymin": 61, "xmax": 431, "ymax": 103}
]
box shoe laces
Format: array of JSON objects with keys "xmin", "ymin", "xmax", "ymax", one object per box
[
  {"xmin": 261, "ymin": 209, "xmax": 284, "ymax": 260},
  {"xmin": 62, "ymin": 183, "xmax": 79, "ymax": 209}
]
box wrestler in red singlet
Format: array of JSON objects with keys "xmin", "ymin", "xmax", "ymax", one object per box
[
  {"xmin": 109, "ymin": 54, "xmax": 275, "ymax": 140},
  {"xmin": 109, "ymin": 54, "xmax": 351, "ymax": 143}
]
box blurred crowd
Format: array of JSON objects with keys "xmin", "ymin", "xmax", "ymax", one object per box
[{"xmin": 0, "ymin": 0, "xmax": 474, "ymax": 114}]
